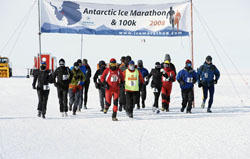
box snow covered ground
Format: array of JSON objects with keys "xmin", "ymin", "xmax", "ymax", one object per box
[{"xmin": 0, "ymin": 74, "xmax": 250, "ymax": 159}]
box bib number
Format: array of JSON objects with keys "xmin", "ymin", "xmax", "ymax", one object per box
[
  {"xmin": 204, "ymin": 73, "xmax": 208, "ymax": 78},
  {"xmin": 153, "ymin": 88, "xmax": 158, "ymax": 93},
  {"xmin": 62, "ymin": 75, "xmax": 69, "ymax": 80},
  {"xmin": 130, "ymin": 81, "xmax": 135, "ymax": 86},
  {"xmin": 111, "ymin": 75, "xmax": 118, "ymax": 82},
  {"xmin": 163, "ymin": 77, "xmax": 169, "ymax": 82},
  {"xmin": 187, "ymin": 77, "xmax": 193, "ymax": 83},
  {"xmin": 43, "ymin": 85, "xmax": 50, "ymax": 90}
]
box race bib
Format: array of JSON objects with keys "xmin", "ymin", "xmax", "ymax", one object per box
[
  {"xmin": 163, "ymin": 77, "xmax": 169, "ymax": 82},
  {"xmin": 62, "ymin": 75, "xmax": 69, "ymax": 80},
  {"xmin": 204, "ymin": 73, "xmax": 208, "ymax": 78},
  {"xmin": 187, "ymin": 77, "xmax": 193, "ymax": 83},
  {"xmin": 129, "ymin": 81, "xmax": 136, "ymax": 86},
  {"xmin": 111, "ymin": 75, "xmax": 118, "ymax": 82},
  {"xmin": 43, "ymin": 85, "xmax": 50, "ymax": 90},
  {"xmin": 153, "ymin": 88, "xmax": 158, "ymax": 93}
]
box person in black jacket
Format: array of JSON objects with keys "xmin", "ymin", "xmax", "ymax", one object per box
[
  {"xmin": 146, "ymin": 62, "xmax": 162, "ymax": 113},
  {"xmin": 82, "ymin": 59, "xmax": 91, "ymax": 109},
  {"xmin": 52, "ymin": 58, "xmax": 73, "ymax": 117},
  {"xmin": 93, "ymin": 60, "xmax": 106, "ymax": 111},
  {"xmin": 32, "ymin": 62, "xmax": 53, "ymax": 118}
]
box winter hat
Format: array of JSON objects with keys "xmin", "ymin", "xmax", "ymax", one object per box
[
  {"xmin": 206, "ymin": 55, "xmax": 212, "ymax": 62},
  {"xmin": 125, "ymin": 56, "xmax": 132, "ymax": 62},
  {"xmin": 77, "ymin": 59, "xmax": 82, "ymax": 64},
  {"xmin": 74, "ymin": 62, "xmax": 79, "ymax": 67},
  {"xmin": 155, "ymin": 62, "xmax": 161, "ymax": 68},
  {"xmin": 129, "ymin": 60, "xmax": 135, "ymax": 65},
  {"xmin": 99, "ymin": 60, "xmax": 106, "ymax": 67},
  {"xmin": 164, "ymin": 54, "xmax": 171, "ymax": 62},
  {"xmin": 83, "ymin": 59, "xmax": 88, "ymax": 64},
  {"xmin": 110, "ymin": 58, "xmax": 116, "ymax": 63},
  {"xmin": 137, "ymin": 60, "xmax": 143, "ymax": 65},
  {"xmin": 186, "ymin": 59, "xmax": 192, "ymax": 64},
  {"xmin": 59, "ymin": 58, "xmax": 65, "ymax": 66}
]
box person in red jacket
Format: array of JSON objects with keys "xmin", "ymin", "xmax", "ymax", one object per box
[
  {"xmin": 123, "ymin": 60, "xmax": 144, "ymax": 118},
  {"xmin": 101, "ymin": 58, "xmax": 124, "ymax": 121},
  {"xmin": 161, "ymin": 60, "xmax": 176, "ymax": 112}
]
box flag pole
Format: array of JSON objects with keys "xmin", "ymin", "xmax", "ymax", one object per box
[
  {"xmin": 190, "ymin": 0, "xmax": 195, "ymax": 108},
  {"xmin": 38, "ymin": 0, "xmax": 42, "ymax": 58},
  {"xmin": 80, "ymin": 34, "xmax": 83, "ymax": 59}
]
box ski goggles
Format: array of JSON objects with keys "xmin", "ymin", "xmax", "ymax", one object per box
[
  {"xmin": 110, "ymin": 63, "xmax": 117, "ymax": 67},
  {"xmin": 187, "ymin": 63, "xmax": 192, "ymax": 67}
]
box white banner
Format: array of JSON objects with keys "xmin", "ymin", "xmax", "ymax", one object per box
[{"xmin": 41, "ymin": 0, "xmax": 190, "ymax": 37}]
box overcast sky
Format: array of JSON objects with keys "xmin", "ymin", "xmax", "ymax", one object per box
[{"xmin": 0, "ymin": 0, "xmax": 250, "ymax": 75}]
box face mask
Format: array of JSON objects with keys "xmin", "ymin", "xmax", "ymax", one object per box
[
  {"xmin": 110, "ymin": 66, "xmax": 116, "ymax": 71},
  {"xmin": 41, "ymin": 66, "xmax": 46, "ymax": 70},
  {"xmin": 155, "ymin": 65, "xmax": 161, "ymax": 69},
  {"xmin": 187, "ymin": 63, "xmax": 192, "ymax": 67},
  {"xmin": 74, "ymin": 66, "xmax": 79, "ymax": 70},
  {"xmin": 129, "ymin": 65, "xmax": 135, "ymax": 71},
  {"xmin": 138, "ymin": 64, "xmax": 143, "ymax": 68},
  {"xmin": 163, "ymin": 63, "xmax": 169, "ymax": 68}
]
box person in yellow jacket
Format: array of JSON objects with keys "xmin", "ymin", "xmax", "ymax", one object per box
[
  {"xmin": 69, "ymin": 62, "xmax": 86, "ymax": 115},
  {"xmin": 122, "ymin": 60, "xmax": 144, "ymax": 118}
]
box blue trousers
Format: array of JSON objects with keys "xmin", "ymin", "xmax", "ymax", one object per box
[{"xmin": 202, "ymin": 85, "xmax": 214, "ymax": 109}]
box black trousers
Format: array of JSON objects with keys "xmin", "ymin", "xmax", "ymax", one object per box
[
  {"xmin": 84, "ymin": 81, "xmax": 90, "ymax": 106},
  {"xmin": 181, "ymin": 88, "xmax": 194, "ymax": 111},
  {"xmin": 153, "ymin": 87, "xmax": 161, "ymax": 108},
  {"xmin": 57, "ymin": 87, "xmax": 68, "ymax": 112},
  {"xmin": 125, "ymin": 91, "xmax": 138, "ymax": 114},
  {"xmin": 137, "ymin": 84, "xmax": 147, "ymax": 106},
  {"xmin": 119, "ymin": 86, "xmax": 126, "ymax": 107},
  {"xmin": 37, "ymin": 89, "xmax": 49, "ymax": 115}
]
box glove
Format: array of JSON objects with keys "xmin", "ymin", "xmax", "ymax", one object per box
[
  {"xmin": 169, "ymin": 76, "xmax": 174, "ymax": 82},
  {"xmin": 104, "ymin": 81, "xmax": 109, "ymax": 90},
  {"xmin": 179, "ymin": 80, "xmax": 185, "ymax": 86},
  {"xmin": 32, "ymin": 85, "xmax": 36, "ymax": 90},
  {"xmin": 54, "ymin": 83, "xmax": 58, "ymax": 87},
  {"xmin": 198, "ymin": 83, "xmax": 203, "ymax": 88},
  {"xmin": 214, "ymin": 79, "xmax": 218, "ymax": 84}
]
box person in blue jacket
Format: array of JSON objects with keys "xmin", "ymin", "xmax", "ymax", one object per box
[
  {"xmin": 177, "ymin": 60, "xmax": 197, "ymax": 113},
  {"xmin": 137, "ymin": 60, "xmax": 149, "ymax": 109},
  {"xmin": 197, "ymin": 55, "xmax": 220, "ymax": 113},
  {"xmin": 71, "ymin": 59, "xmax": 86, "ymax": 111}
]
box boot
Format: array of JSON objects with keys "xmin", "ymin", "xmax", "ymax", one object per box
[
  {"xmin": 118, "ymin": 105, "xmax": 122, "ymax": 112},
  {"xmin": 112, "ymin": 112, "xmax": 118, "ymax": 121},
  {"xmin": 207, "ymin": 108, "xmax": 212, "ymax": 113},
  {"xmin": 73, "ymin": 111, "xmax": 76, "ymax": 115},
  {"xmin": 142, "ymin": 101, "xmax": 145, "ymax": 108},
  {"xmin": 84, "ymin": 105, "xmax": 87, "ymax": 109},
  {"xmin": 37, "ymin": 111, "xmax": 41, "ymax": 117},
  {"xmin": 156, "ymin": 108, "xmax": 160, "ymax": 114},
  {"xmin": 186, "ymin": 110, "xmax": 192, "ymax": 114},
  {"xmin": 100, "ymin": 108, "xmax": 104, "ymax": 112},
  {"xmin": 103, "ymin": 108, "xmax": 108, "ymax": 114},
  {"xmin": 65, "ymin": 112, "xmax": 68, "ymax": 117},
  {"xmin": 69, "ymin": 104, "xmax": 72, "ymax": 111},
  {"xmin": 201, "ymin": 101, "xmax": 205, "ymax": 109},
  {"xmin": 166, "ymin": 104, "xmax": 169, "ymax": 112},
  {"xmin": 161, "ymin": 107, "xmax": 165, "ymax": 111},
  {"xmin": 42, "ymin": 114, "xmax": 46, "ymax": 119},
  {"xmin": 180, "ymin": 107, "xmax": 185, "ymax": 112}
]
